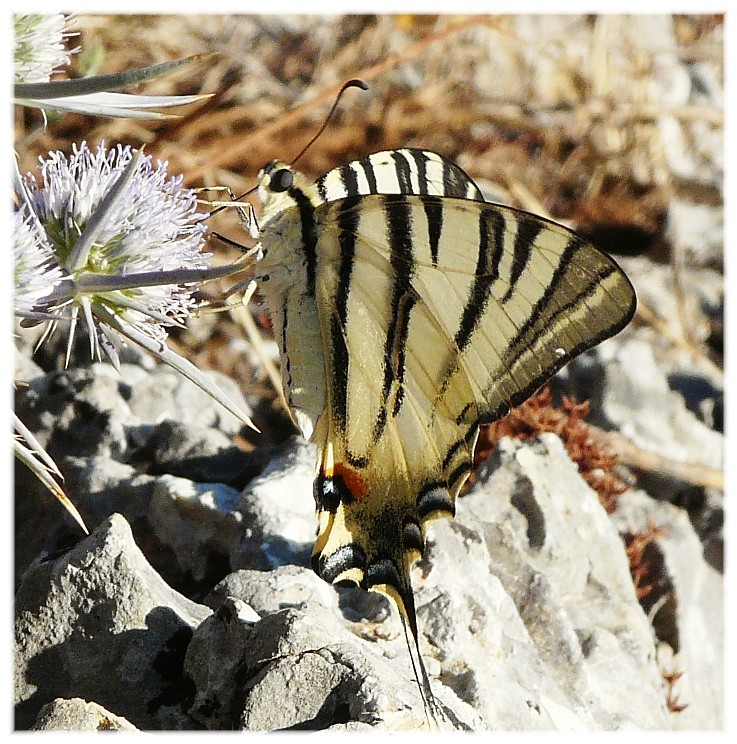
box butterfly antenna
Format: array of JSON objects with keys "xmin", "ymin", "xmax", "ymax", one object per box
[
  {"xmin": 290, "ymin": 79, "xmax": 369, "ymax": 168},
  {"xmin": 205, "ymin": 79, "xmax": 367, "ymax": 214}
]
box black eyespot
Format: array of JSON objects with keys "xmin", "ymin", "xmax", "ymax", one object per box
[
  {"xmin": 270, "ymin": 168, "xmax": 294, "ymax": 193},
  {"xmin": 316, "ymin": 544, "xmax": 366, "ymax": 583},
  {"xmin": 402, "ymin": 520, "xmax": 424, "ymax": 555}
]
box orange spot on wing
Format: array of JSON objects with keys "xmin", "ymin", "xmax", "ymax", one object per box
[{"xmin": 334, "ymin": 462, "xmax": 369, "ymax": 500}]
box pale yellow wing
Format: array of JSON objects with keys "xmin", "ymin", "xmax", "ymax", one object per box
[{"xmin": 306, "ymin": 193, "xmax": 635, "ymax": 636}]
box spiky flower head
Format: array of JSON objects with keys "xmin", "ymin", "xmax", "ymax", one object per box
[
  {"xmin": 12, "ymin": 207, "xmax": 67, "ymax": 317},
  {"xmin": 13, "ymin": 14, "xmax": 76, "ymax": 84},
  {"xmin": 18, "ymin": 141, "xmax": 210, "ymax": 359}
]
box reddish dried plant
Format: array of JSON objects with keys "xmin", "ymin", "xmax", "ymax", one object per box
[
  {"xmin": 473, "ymin": 386, "xmax": 627, "ymax": 512},
  {"xmin": 621, "ymin": 521, "xmax": 669, "ymax": 605},
  {"xmin": 662, "ymin": 666, "xmax": 689, "ymax": 713},
  {"xmin": 621, "ymin": 521, "xmax": 688, "ymax": 714}
]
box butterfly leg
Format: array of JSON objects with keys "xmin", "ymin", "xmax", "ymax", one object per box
[{"xmin": 195, "ymin": 186, "xmax": 260, "ymax": 239}]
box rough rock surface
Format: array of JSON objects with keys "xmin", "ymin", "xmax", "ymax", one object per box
[
  {"xmin": 14, "ymin": 514, "xmax": 211, "ymax": 730},
  {"xmin": 31, "ymin": 698, "xmax": 138, "ymax": 731},
  {"xmin": 185, "ymin": 593, "xmax": 483, "ymax": 730},
  {"xmin": 13, "ymin": 13, "xmax": 723, "ymax": 726},
  {"xmin": 13, "ymin": 362, "xmax": 262, "ymax": 593},
  {"xmin": 14, "ymin": 321, "xmax": 724, "ymax": 730},
  {"xmin": 434, "ymin": 435, "xmax": 669, "ymax": 729}
]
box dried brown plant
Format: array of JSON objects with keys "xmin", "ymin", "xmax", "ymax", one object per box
[{"xmin": 473, "ymin": 387, "xmax": 628, "ymax": 512}]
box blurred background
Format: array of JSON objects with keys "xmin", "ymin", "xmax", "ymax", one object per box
[{"xmin": 14, "ymin": 12, "xmax": 724, "ymax": 445}]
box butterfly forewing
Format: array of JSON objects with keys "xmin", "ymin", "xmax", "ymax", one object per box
[{"xmin": 315, "ymin": 147, "xmax": 484, "ymax": 202}]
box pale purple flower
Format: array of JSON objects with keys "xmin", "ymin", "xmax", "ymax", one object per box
[
  {"xmin": 13, "ymin": 13, "xmax": 76, "ymax": 84},
  {"xmin": 12, "ymin": 206, "xmax": 67, "ymax": 316},
  {"xmin": 21, "ymin": 141, "xmax": 210, "ymax": 350},
  {"xmin": 15, "ymin": 140, "xmax": 254, "ymax": 436}
]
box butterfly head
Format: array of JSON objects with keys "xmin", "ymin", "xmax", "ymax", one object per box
[
  {"xmin": 259, "ymin": 160, "xmax": 294, "ymax": 192},
  {"xmin": 257, "ymin": 160, "xmax": 318, "ymax": 226}
]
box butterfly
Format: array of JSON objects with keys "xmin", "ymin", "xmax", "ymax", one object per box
[{"xmin": 247, "ymin": 145, "xmax": 636, "ymax": 724}]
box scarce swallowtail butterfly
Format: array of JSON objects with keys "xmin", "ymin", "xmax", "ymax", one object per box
[{"xmin": 248, "ymin": 142, "xmax": 636, "ymax": 724}]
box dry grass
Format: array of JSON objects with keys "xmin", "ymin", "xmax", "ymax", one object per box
[{"xmin": 16, "ymin": 14, "xmax": 722, "ymax": 237}]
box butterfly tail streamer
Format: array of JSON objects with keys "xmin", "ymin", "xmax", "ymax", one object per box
[
  {"xmin": 310, "ymin": 460, "xmax": 443, "ymax": 727},
  {"xmin": 395, "ymin": 578, "xmax": 442, "ymax": 729}
]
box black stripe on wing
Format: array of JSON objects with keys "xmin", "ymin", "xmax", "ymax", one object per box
[
  {"xmin": 390, "ymin": 294, "xmax": 414, "ymax": 417},
  {"xmin": 358, "ymin": 157, "xmax": 379, "ymax": 195},
  {"xmin": 339, "ymin": 161, "xmax": 361, "ymax": 196},
  {"xmin": 331, "ymin": 195, "xmax": 362, "ymax": 433},
  {"xmin": 280, "ymin": 304, "xmax": 293, "ymax": 406},
  {"xmin": 504, "ymin": 235, "xmax": 624, "ymax": 364},
  {"xmin": 315, "ymin": 543, "xmax": 367, "ymax": 584},
  {"xmin": 391, "ymin": 151, "xmax": 414, "ymax": 193},
  {"xmin": 501, "ymin": 216, "xmax": 542, "ymax": 304},
  {"xmin": 374, "ymin": 194, "xmax": 417, "ymax": 440},
  {"xmin": 416, "ymin": 482, "xmax": 456, "ymax": 520},
  {"xmin": 407, "ymin": 149, "xmax": 430, "ymax": 194},
  {"xmin": 454, "ymin": 208, "xmax": 505, "ymax": 354},
  {"xmin": 422, "ymin": 194, "xmax": 444, "ymax": 265}
]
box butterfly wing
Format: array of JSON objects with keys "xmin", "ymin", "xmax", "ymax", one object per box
[
  {"xmin": 255, "ymin": 151, "xmax": 635, "ymax": 721},
  {"xmin": 315, "ymin": 147, "xmax": 484, "ymax": 202},
  {"xmin": 305, "ymin": 192, "xmax": 636, "ymax": 637},
  {"xmin": 258, "ymin": 148, "xmax": 483, "ymax": 444}
]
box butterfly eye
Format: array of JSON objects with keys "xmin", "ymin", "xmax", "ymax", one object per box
[{"xmin": 270, "ymin": 168, "xmax": 294, "ymax": 193}]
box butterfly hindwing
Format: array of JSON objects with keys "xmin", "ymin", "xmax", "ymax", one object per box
[
  {"xmin": 315, "ymin": 147, "xmax": 484, "ymax": 202},
  {"xmin": 304, "ymin": 191, "xmax": 635, "ymax": 584}
]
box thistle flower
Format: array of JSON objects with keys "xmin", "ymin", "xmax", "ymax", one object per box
[
  {"xmin": 12, "ymin": 206, "xmax": 67, "ymax": 316},
  {"xmin": 19, "ymin": 142, "xmax": 207, "ymax": 351},
  {"xmin": 15, "ymin": 141, "xmax": 254, "ymax": 428},
  {"xmin": 22, "ymin": 141, "xmax": 209, "ymax": 346},
  {"xmin": 12, "ymin": 22, "xmax": 245, "ymax": 534},
  {"xmin": 13, "ymin": 13, "xmax": 76, "ymax": 84}
]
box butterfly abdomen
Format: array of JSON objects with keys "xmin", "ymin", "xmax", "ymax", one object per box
[{"xmin": 257, "ymin": 163, "xmax": 328, "ymax": 440}]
